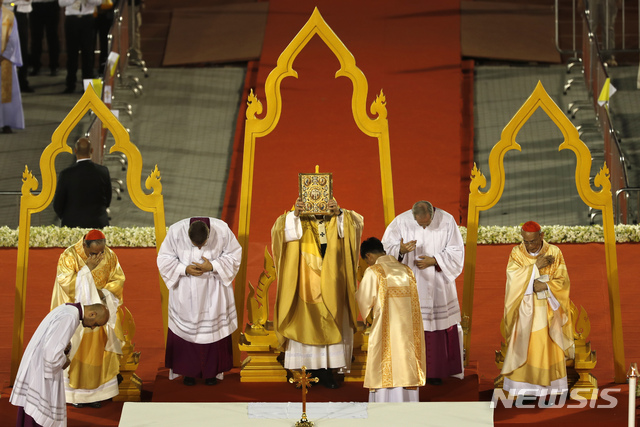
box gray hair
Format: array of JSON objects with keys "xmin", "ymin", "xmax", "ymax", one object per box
[{"xmin": 412, "ymin": 201, "xmax": 433, "ymax": 218}]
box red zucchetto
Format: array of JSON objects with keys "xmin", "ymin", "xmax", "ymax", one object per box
[
  {"xmin": 521, "ymin": 221, "xmax": 541, "ymax": 232},
  {"xmin": 85, "ymin": 229, "xmax": 106, "ymax": 241}
]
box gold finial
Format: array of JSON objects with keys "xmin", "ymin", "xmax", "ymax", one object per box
[
  {"xmin": 315, "ymin": 165, "xmax": 319, "ymax": 173},
  {"xmin": 627, "ymin": 363, "xmax": 638, "ymax": 378}
]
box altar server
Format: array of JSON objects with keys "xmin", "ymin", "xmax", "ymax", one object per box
[
  {"xmin": 357, "ymin": 237, "xmax": 426, "ymax": 402},
  {"xmin": 157, "ymin": 217, "xmax": 242, "ymax": 386}
]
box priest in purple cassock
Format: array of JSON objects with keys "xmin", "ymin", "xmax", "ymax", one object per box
[
  {"xmin": 157, "ymin": 217, "xmax": 242, "ymax": 386},
  {"xmin": 0, "ymin": 4, "xmax": 25, "ymax": 133}
]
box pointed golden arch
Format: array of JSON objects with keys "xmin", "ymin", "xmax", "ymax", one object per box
[
  {"xmin": 234, "ymin": 7, "xmax": 394, "ymax": 364},
  {"xmin": 11, "ymin": 87, "xmax": 167, "ymax": 384},
  {"xmin": 461, "ymin": 81, "xmax": 625, "ymax": 382}
]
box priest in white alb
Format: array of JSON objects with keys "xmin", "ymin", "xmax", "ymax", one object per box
[
  {"xmin": 381, "ymin": 200, "xmax": 465, "ymax": 385},
  {"xmin": 10, "ymin": 303, "xmax": 110, "ymax": 427},
  {"xmin": 357, "ymin": 237, "xmax": 426, "ymax": 402},
  {"xmin": 157, "ymin": 217, "xmax": 242, "ymax": 386}
]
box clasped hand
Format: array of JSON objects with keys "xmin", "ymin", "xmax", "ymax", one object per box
[
  {"xmin": 186, "ymin": 256, "xmax": 213, "ymax": 276},
  {"xmin": 415, "ymin": 255, "xmax": 436, "ymax": 270}
]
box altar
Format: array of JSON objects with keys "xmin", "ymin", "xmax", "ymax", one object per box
[{"xmin": 118, "ymin": 402, "xmax": 494, "ymax": 427}]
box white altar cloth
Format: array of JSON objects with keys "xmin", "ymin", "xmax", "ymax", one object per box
[{"xmin": 118, "ymin": 402, "xmax": 494, "ymax": 426}]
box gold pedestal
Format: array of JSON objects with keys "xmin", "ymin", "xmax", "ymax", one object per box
[
  {"xmin": 239, "ymin": 322, "xmax": 287, "ymax": 382},
  {"xmin": 345, "ymin": 323, "xmax": 368, "ymax": 382},
  {"xmin": 114, "ymin": 306, "xmax": 142, "ymax": 401},
  {"xmin": 568, "ymin": 338, "xmax": 598, "ymax": 400}
]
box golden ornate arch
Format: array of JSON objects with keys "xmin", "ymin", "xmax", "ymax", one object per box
[
  {"xmin": 461, "ymin": 81, "xmax": 625, "ymax": 382},
  {"xmin": 11, "ymin": 87, "xmax": 167, "ymax": 384},
  {"xmin": 234, "ymin": 7, "xmax": 395, "ymax": 365}
]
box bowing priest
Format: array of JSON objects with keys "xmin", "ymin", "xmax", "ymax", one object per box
[
  {"xmin": 157, "ymin": 217, "xmax": 242, "ymax": 386},
  {"xmin": 357, "ymin": 237, "xmax": 426, "ymax": 402},
  {"xmin": 381, "ymin": 200, "xmax": 465, "ymax": 385},
  {"xmin": 50, "ymin": 229, "xmax": 125, "ymax": 407},
  {"xmin": 501, "ymin": 221, "xmax": 573, "ymax": 397},
  {"xmin": 272, "ymin": 197, "xmax": 363, "ymax": 389},
  {"xmin": 11, "ymin": 303, "xmax": 110, "ymax": 427}
]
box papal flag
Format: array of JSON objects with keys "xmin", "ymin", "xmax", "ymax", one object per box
[{"xmin": 598, "ymin": 77, "xmax": 617, "ymax": 107}]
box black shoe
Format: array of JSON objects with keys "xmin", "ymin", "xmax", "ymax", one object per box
[
  {"xmin": 29, "ymin": 68, "xmax": 40, "ymax": 76},
  {"xmin": 2, "ymin": 125, "xmax": 12, "ymax": 134},
  {"xmin": 204, "ymin": 377, "xmax": 217, "ymax": 386},
  {"xmin": 183, "ymin": 376, "xmax": 196, "ymax": 386},
  {"xmin": 318, "ymin": 369, "xmax": 339, "ymax": 389},
  {"xmin": 427, "ymin": 378, "xmax": 443, "ymax": 385},
  {"xmin": 62, "ymin": 86, "xmax": 75, "ymax": 94},
  {"xmin": 71, "ymin": 401, "xmax": 101, "ymax": 408},
  {"xmin": 50, "ymin": 68, "xmax": 58, "ymax": 77}
]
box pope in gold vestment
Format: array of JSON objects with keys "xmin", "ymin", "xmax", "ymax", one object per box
[
  {"xmin": 51, "ymin": 238, "xmax": 125, "ymax": 404},
  {"xmin": 501, "ymin": 240, "xmax": 573, "ymax": 396},
  {"xmin": 272, "ymin": 208, "xmax": 363, "ymax": 370},
  {"xmin": 357, "ymin": 255, "xmax": 426, "ymax": 399}
]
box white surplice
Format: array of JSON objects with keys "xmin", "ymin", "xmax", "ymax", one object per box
[
  {"xmin": 10, "ymin": 304, "xmax": 82, "ymax": 427},
  {"xmin": 381, "ymin": 208, "xmax": 464, "ymax": 332},
  {"xmin": 157, "ymin": 217, "xmax": 241, "ymax": 345}
]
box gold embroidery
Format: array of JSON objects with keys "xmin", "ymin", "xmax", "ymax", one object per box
[{"xmin": 372, "ymin": 264, "xmax": 394, "ymax": 388}]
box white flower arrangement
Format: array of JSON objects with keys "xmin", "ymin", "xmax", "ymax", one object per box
[
  {"xmin": 0, "ymin": 225, "xmax": 639, "ymax": 247},
  {"xmin": 0, "ymin": 226, "xmax": 162, "ymax": 247}
]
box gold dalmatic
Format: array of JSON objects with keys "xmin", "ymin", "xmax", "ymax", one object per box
[{"xmin": 358, "ymin": 257, "xmax": 426, "ymax": 390}]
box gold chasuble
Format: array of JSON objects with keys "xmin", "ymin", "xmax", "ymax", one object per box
[
  {"xmin": 51, "ymin": 239, "xmax": 125, "ymax": 397},
  {"xmin": 1, "ymin": 7, "xmax": 14, "ymax": 103},
  {"xmin": 501, "ymin": 241, "xmax": 573, "ymax": 394},
  {"xmin": 272, "ymin": 210, "xmax": 363, "ymax": 348},
  {"xmin": 357, "ymin": 255, "xmax": 426, "ymax": 390}
]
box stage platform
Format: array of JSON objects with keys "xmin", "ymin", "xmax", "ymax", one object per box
[
  {"xmin": 150, "ymin": 365, "xmax": 480, "ymax": 403},
  {"xmin": 119, "ymin": 401, "xmax": 494, "ymax": 427}
]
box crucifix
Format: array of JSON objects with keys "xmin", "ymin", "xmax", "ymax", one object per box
[{"xmin": 289, "ymin": 366, "xmax": 319, "ymax": 427}]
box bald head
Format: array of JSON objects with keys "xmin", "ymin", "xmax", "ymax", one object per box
[
  {"xmin": 83, "ymin": 303, "xmax": 110, "ymax": 329},
  {"xmin": 75, "ymin": 138, "xmax": 92, "ymax": 159}
]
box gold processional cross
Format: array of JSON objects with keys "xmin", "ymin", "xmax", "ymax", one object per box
[{"xmin": 288, "ymin": 366, "xmax": 319, "ymax": 427}]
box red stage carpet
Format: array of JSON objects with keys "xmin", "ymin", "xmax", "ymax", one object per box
[{"xmin": 221, "ymin": 0, "xmax": 466, "ymax": 292}]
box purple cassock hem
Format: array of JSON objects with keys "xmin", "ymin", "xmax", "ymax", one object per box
[
  {"xmin": 424, "ymin": 325, "xmax": 462, "ymax": 378},
  {"xmin": 165, "ymin": 329, "xmax": 233, "ymax": 379},
  {"xmin": 16, "ymin": 407, "xmax": 44, "ymax": 427}
]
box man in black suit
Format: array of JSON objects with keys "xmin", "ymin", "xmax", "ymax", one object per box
[{"xmin": 53, "ymin": 137, "xmax": 112, "ymax": 228}]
